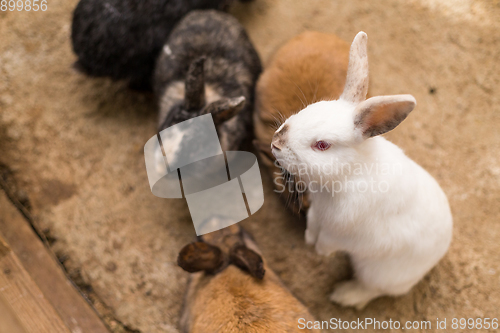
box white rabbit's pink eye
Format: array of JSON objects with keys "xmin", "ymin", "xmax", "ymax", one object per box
[{"xmin": 313, "ymin": 141, "xmax": 331, "ymax": 151}]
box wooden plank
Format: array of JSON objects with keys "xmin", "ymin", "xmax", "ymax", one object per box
[
  {"xmin": 0, "ymin": 291, "xmax": 28, "ymax": 333},
  {"xmin": 0, "ymin": 191, "xmax": 110, "ymax": 333},
  {"xmin": 0, "ymin": 237, "xmax": 9, "ymax": 259},
  {"xmin": 0, "ymin": 236, "xmax": 71, "ymax": 333}
]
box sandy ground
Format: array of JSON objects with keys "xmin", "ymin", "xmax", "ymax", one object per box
[{"xmin": 0, "ymin": 0, "xmax": 499, "ymax": 332}]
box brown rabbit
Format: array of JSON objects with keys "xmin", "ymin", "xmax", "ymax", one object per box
[
  {"xmin": 253, "ymin": 31, "xmax": 351, "ymax": 214},
  {"xmin": 178, "ymin": 223, "xmax": 319, "ymax": 333}
]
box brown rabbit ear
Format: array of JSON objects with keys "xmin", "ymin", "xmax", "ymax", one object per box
[
  {"xmin": 177, "ymin": 241, "xmax": 224, "ymax": 273},
  {"xmin": 184, "ymin": 57, "xmax": 206, "ymax": 111},
  {"xmin": 201, "ymin": 96, "xmax": 246, "ymax": 126},
  {"xmin": 229, "ymin": 245, "xmax": 265, "ymax": 279}
]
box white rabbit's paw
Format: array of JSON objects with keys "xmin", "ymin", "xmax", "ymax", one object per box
[
  {"xmin": 305, "ymin": 228, "xmax": 317, "ymax": 245},
  {"xmin": 330, "ymin": 280, "xmax": 379, "ymax": 310}
]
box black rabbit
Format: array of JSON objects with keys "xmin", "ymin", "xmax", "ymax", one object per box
[
  {"xmin": 71, "ymin": 0, "xmax": 243, "ymax": 90},
  {"xmin": 154, "ymin": 10, "xmax": 262, "ymax": 151}
]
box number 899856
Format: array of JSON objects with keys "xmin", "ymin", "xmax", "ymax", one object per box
[{"xmin": 1, "ymin": 0, "xmax": 48, "ymax": 11}]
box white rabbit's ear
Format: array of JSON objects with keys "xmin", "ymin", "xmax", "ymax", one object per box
[
  {"xmin": 354, "ymin": 95, "xmax": 416, "ymax": 138},
  {"xmin": 340, "ymin": 32, "xmax": 369, "ymax": 104}
]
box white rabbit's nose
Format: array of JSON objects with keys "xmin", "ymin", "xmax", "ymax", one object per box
[{"xmin": 272, "ymin": 124, "xmax": 288, "ymax": 151}]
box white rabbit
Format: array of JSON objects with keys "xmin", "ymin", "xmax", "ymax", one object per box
[{"xmin": 271, "ymin": 32, "xmax": 452, "ymax": 310}]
